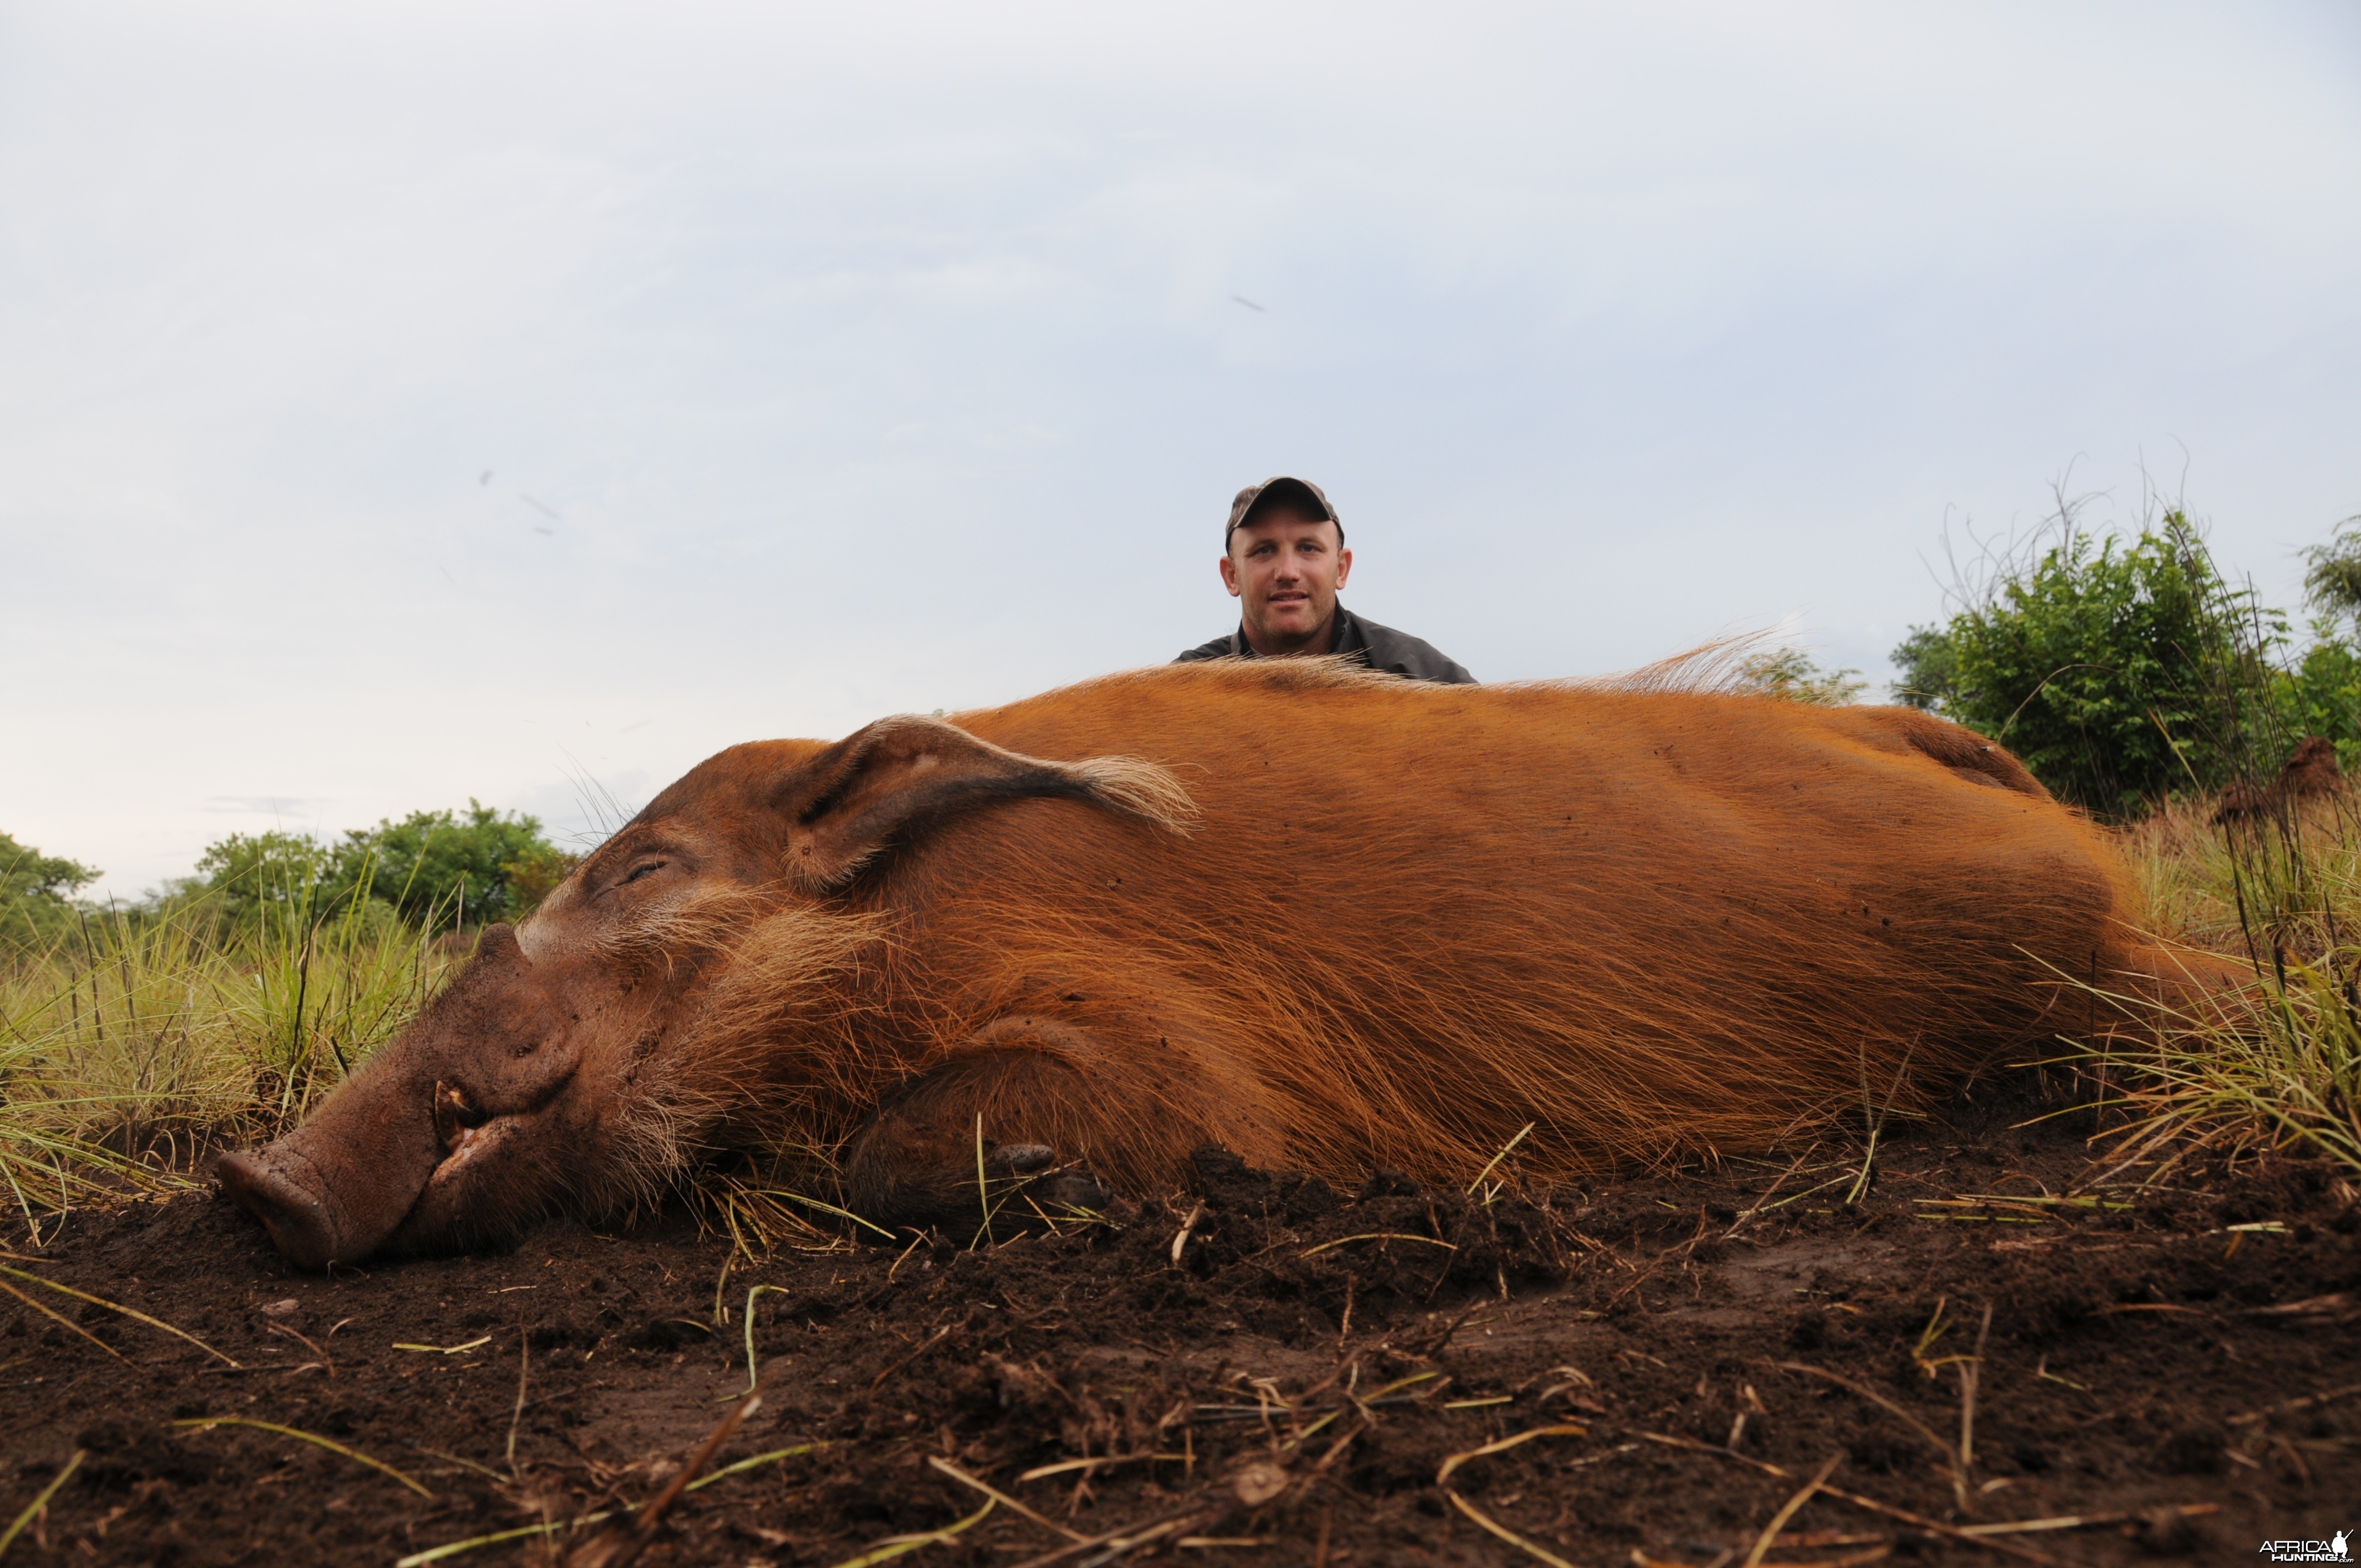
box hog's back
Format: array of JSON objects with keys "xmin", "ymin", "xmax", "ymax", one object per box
[{"xmin": 873, "ymin": 663, "xmax": 2141, "ymax": 1175}]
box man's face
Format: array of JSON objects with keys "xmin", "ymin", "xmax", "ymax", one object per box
[{"xmin": 1219, "ymin": 508, "xmax": 1353, "ymax": 654}]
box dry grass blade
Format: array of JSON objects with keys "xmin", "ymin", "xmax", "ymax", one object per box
[
  {"xmin": 1959, "ymin": 1303, "xmax": 1993, "ymax": 1474},
  {"xmin": 394, "ymin": 1445, "xmax": 820, "ymax": 1568},
  {"xmin": 1170, "ymin": 1202, "xmax": 1205, "ymax": 1265},
  {"xmin": 2227, "ymin": 1380, "xmax": 2361, "ymax": 1425},
  {"xmin": 1958, "ymin": 1504, "xmax": 2217, "ymax": 1537},
  {"xmin": 743, "ymin": 1283, "xmax": 793, "ymax": 1391},
  {"xmin": 829, "ymin": 1497, "xmax": 995, "ymax": 1568},
  {"xmin": 1446, "ymin": 1492, "xmax": 1580, "ymax": 1568},
  {"xmin": 1723, "ymin": 1149, "xmax": 1811, "ymax": 1239},
  {"xmin": 927, "ymin": 1457, "xmax": 1085, "ymax": 1542},
  {"xmin": 1637, "ymin": 1434, "xmax": 2063, "ymax": 1566},
  {"xmin": 395, "ymin": 1513, "xmax": 618, "ymax": 1567},
  {"xmin": 1743, "ymin": 1453, "xmax": 1843, "ymax": 1568},
  {"xmin": 1018, "ymin": 1454, "xmax": 1187, "ymax": 1482},
  {"xmin": 1434, "ymin": 1423, "xmax": 1590, "ymax": 1568},
  {"xmin": 739, "ymin": 1183, "xmax": 895, "ymax": 1240},
  {"xmin": 0, "ymin": 1276, "xmax": 125, "ymax": 1362},
  {"xmin": 172, "ymin": 1418, "xmax": 430, "ymax": 1496},
  {"xmin": 871, "ymin": 1316, "xmax": 964, "ymax": 1392},
  {"xmin": 0, "ymin": 1264, "xmax": 237, "ymax": 1366},
  {"xmin": 1298, "ymin": 1232, "xmax": 1456, "ymax": 1259},
  {"xmin": 505, "ymin": 1333, "xmax": 529, "ymax": 1475},
  {"xmin": 1777, "ymin": 1362, "xmax": 1965, "ymax": 1510},
  {"xmin": 0, "ymin": 1451, "xmax": 84, "ymax": 1559},
  {"xmin": 565, "ymin": 1386, "xmax": 764, "ymax": 1568},
  {"xmin": 686, "ymin": 1442, "xmax": 824, "ymax": 1493},
  {"xmin": 1466, "ymin": 1121, "xmax": 1536, "ymax": 1194},
  {"xmin": 263, "ymin": 1318, "xmax": 331, "ymax": 1373},
  {"xmin": 416, "ymin": 1448, "xmax": 505, "ymax": 1482},
  {"xmin": 1005, "ymin": 1504, "xmax": 1211, "ymax": 1568},
  {"xmin": 392, "ymin": 1335, "xmax": 492, "ymax": 1354},
  {"xmin": 1434, "ymin": 1424, "xmax": 1588, "ymax": 1486}
]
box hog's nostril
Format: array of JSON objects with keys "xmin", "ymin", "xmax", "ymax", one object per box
[{"xmin": 217, "ymin": 1151, "xmax": 341, "ymax": 1271}]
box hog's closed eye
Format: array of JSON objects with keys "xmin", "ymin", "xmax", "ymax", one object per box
[{"xmin": 622, "ymin": 861, "xmax": 666, "ymax": 885}]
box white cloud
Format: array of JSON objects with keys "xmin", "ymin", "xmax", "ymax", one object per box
[{"xmin": 3, "ymin": 0, "xmax": 2357, "ymax": 894}]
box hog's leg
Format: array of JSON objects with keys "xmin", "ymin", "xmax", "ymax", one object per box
[
  {"xmin": 844, "ymin": 1055, "xmax": 1109, "ymax": 1238},
  {"xmin": 844, "ymin": 1016, "xmax": 1282, "ymax": 1237}
]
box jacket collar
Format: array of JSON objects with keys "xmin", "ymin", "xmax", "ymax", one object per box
[{"xmin": 1232, "ymin": 605, "xmax": 1362, "ymax": 659}]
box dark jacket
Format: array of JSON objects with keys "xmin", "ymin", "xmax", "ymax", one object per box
[{"xmin": 1175, "ymin": 606, "xmax": 1476, "ymax": 684}]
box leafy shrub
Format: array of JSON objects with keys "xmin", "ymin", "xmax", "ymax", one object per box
[
  {"xmin": 2281, "ymin": 631, "xmax": 2361, "ymax": 774},
  {"xmin": 341, "ymin": 801, "xmax": 562, "ymax": 930},
  {"xmin": 1734, "ymin": 647, "xmax": 1867, "ymax": 706},
  {"xmin": 1890, "ymin": 512, "xmax": 2262, "ymax": 818},
  {"xmin": 1, "ymin": 831, "xmax": 100, "ymax": 950}
]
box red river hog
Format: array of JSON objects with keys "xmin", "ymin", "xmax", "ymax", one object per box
[{"xmin": 217, "ymin": 659, "xmax": 2217, "ymax": 1267}]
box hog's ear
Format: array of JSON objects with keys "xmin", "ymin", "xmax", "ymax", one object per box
[{"xmin": 771, "ymin": 715, "xmax": 1196, "ymax": 891}]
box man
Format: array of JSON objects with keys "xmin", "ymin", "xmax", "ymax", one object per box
[{"xmin": 1174, "ymin": 476, "xmax": 1476, "ymax": 683}]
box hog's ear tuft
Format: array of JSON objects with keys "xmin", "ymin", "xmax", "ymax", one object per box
[{"xmin": 770, "ymin": 715, "xmax": 1196, "ymax": 891}]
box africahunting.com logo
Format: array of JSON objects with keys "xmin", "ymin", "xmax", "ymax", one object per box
[{"xmin": 2260, "ymin": 1533, "xmax": 2350, "ymax": 1563}]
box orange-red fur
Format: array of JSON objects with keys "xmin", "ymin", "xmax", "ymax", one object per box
[{"xmin": 650, "ymin": 660, "xmax": 2204, "ymax": 1197}]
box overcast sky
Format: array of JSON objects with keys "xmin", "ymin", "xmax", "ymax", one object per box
[{"xmin": 5, "ymin": 2, "xmax": 2358, "ymax": 898}]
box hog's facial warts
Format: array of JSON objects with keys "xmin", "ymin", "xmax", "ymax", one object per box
[{"xmin": 218, "ymin": 716, "xmax": 1192, "ymax": 1269}]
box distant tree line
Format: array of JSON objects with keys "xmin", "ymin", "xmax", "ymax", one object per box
[
  {"xmin": 183, "ymin": 802, "xmax": 578, "ymax": 936},
  {"xmin": 1, "ymin": 802, "xmax": 578, "ymax": 953}
]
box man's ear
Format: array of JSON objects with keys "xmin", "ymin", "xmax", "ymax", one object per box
[{"xmin": 770, "ymin": 715, "xmax": 1198, "ymax": 891}]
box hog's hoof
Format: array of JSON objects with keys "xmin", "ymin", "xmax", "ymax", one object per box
[
  {"xmin": 993, "ymin": 1144, "xmax": 1057, "ymax": 1175},
  {"xmin": 1008, "ymin": 1164, "xmax": 1111, "ymax": 1219},
  {"xmin": 848, "ymin": 1138, "xmax": 1109, "ymax": 1239}
]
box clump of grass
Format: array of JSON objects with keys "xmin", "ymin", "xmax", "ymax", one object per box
[
  {"xmin": 2083, "ymin": 784, "xmax": 2361, "ymax": 1179},
  {"xmin": 0, "ymin": 881, "xmax": 460, "ymax": 1238},
  {"xmin": 2080, "ymin": 944, "xmax": 2361, "ymax": 1179},
  {"xmin": 2121, "ymin": 791, "xmax": 2361, "ymax": 963}
]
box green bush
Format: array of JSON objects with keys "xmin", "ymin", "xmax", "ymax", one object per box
[
  {"xmin": 1895, "ymin": 508, "xmax": 2361, "ymax": 816},
  {"xmin": 2291, "ymin": 518, "xmax": 2361, "ymax": 773},
  {"xmin": 2282, "ymin": 630, "xmax": 2361, "ymax": 774},
  {"xmin": 0, "ymin": 831, "xmax": 100, "ymax": 950},
  {"xmin": 338, "ymin": 801, "xmax": 558, "ymax": 930},
  {"xmin": 1891, "ymin": 512, "xmax": 2267, "ymax": 818}
]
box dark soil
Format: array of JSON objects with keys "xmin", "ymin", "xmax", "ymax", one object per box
[{"xmin": 6, "ymin": 1081, "xmax": 2357, "ymax": 1567}]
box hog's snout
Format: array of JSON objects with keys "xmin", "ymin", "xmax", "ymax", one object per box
[
  {"xmin": 217, "ymin": 1048, "xmax": 456, "ymax": 1270},
  {"xmin": 217, "ymin": 1146, "xmax": 356, "ymax": 1271},
  {"xmin": 219, "ymin": 923, "xmax": 590, "ymax": 1269}
]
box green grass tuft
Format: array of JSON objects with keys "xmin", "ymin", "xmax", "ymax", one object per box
[{"xmin": 1, "ymin": 886, "xmax": 461, "ymax": 1239}]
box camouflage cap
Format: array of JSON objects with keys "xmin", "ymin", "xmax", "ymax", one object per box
[{"xmin": 1224, "ymin": 476, "xmax": 1343, "ymax": 547}]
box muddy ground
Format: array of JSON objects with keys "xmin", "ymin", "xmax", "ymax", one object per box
[{"xmin": 4, "ymin": 1080, "xmax": 2357, "ymax": 1567}]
